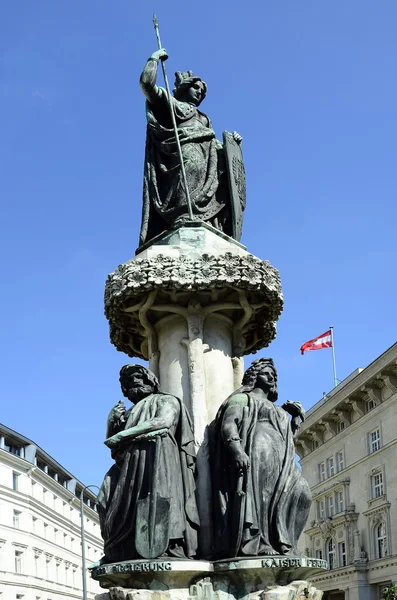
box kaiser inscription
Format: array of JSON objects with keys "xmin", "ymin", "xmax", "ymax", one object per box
[{"xmin": 261, "ymin": 558, "xmax": 327, "ymax": 569}]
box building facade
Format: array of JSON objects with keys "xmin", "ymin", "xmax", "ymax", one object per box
[
  {"xmin": 0, "ymin": 424, "xmax": 103, "ymax": 600},
  {"xmin": 295, "ymin": 342, "xmax": 397, "ymax": 600}
]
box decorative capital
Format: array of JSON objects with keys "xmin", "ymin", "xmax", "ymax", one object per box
[{"xmin": 105, "ymin": 250, "xmax": 283, "ymax": 359}]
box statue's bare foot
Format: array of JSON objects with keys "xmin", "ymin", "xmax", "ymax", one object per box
[{"xmin": 261, "ymin": 545, "xmax": 278, "ymax": 556}]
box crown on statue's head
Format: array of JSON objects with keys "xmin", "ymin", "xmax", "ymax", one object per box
[
  {"xmin": 173, "ymin": 70, "xmax": 207, "ymax": 101},
  {"xmin": 174, "ymin": 70, "xmax": 195, "ymax": 86}
]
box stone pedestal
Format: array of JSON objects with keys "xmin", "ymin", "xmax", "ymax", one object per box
[{"xmin": 92, "ymin": 557, "xmax": 326, "ymax": 600}]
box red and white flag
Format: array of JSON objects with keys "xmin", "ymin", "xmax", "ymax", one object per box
[{"xmin": 300, "ymin": 330, "xmax": 332, "ymax": 355}]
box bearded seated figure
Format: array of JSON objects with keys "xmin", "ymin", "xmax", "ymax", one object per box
[{"xmin": 96, "ymin": 364, "xmax": 199, "ymax": 563}]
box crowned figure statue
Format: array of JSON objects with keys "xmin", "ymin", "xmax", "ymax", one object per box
[{"xmin": 139, "ymin": 48, "xmax": 245, "ymax": 248}]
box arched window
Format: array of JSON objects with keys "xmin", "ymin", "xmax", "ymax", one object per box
[
  {"xmin": 375, "ymin": 522, "xmax": 387, "ymax": 558},
  {"xmin": 326, "ymin": 538, "xmax": 335, "ymax": 569}
]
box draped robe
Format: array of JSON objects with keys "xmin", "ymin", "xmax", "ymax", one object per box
[
  {"xmin": 139, "ymin": 90, "xmax": 229, "ymax": 246},
  {"xmin": 211, "ymin": 391, "xmax": 312, "ymax": 558},
  {"xmin": 97, "ymin": 393, "xmax": 199, "ymax": 562}
]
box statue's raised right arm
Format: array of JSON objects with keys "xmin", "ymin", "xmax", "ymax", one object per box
[{"xmin": 140, "ymin": 48, "xmax": 168, "ymax": 106}]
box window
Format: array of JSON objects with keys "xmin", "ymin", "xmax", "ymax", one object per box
[
  {"xmin": 336, "ymin": 451, "xmax": 344, "ymax": 472},
  {"xmin": 316, "ymin": 549, "xmax": 323, "ymax": 560},
  {"xmin": 335, "ymin": 490, "xmax": 344, "ymax": 513},
  {"xmin": 312, "ymin": 440, "xmax": 319, "ymax": 450},
  {"xmin": 316, "ymin": 499, "xmax": 325, "ymax": 520},
  {"xmin": 326, "ymin": 538, "xmax": 335, "ymax": 570},
  {"xmin": 327, "ymin": 495, "xmax": 334, "ymax": 517},
  {"xmin": 369, "ymin": 429, "xmax": 381, "ymax": 453},
  {"xmin": 44, "ymin": 523, "xmax": 48, "ymax": 539},
  {"xmin": 372, "ymin": 472, "xmax": 384, "ymax": 498},
  {"xmin": 338, "ymin": 541, "xmax": 347, "ymax": 566},
  {"xmin": 32, "ymin": 517, "xmax": 37, "ymax": 533},
  {"xmin": 337, "ymin": 421, "xmax": 345, "ymax": 433},
  {"xmin": 4, "ymin": 438, "xmax": 23, "ymax": 456},
  {"xmin": 15, "ymin": 550, "xmax": 23, "ymax": 573},
  {"xmin": 13, "ymin": 510, "xmax": 21, "ymax": 528},
  {"xmin": 367, "ymin": 399, "xmax": 377, "ymax": 412},
  {"xmin": 12, "ymin": 472, "xmax": 19, "ymax": 491},
  {"xmin": 318, "ymin": 462, "xmax": 326, "ymax": 482},
  {"xmin": 327, "ymin": 457, "xmax": 335, "ymax": 478},
  {"xmin": 375, "ymin": 522, "xmax": 387, "ymax": 558}
]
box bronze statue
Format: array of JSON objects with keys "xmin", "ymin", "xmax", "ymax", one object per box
[
  {"xmin": 211, "ymin": 358, "xmax": 311, "ymax": 558},
  {"xmin": 97, "ymin": 365, "xmax": 199, "ymax": 562},
  {"xmin": 138, "ymin": 46, "xmax": 245, "ymax": 247}
]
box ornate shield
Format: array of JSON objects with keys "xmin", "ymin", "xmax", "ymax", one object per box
[{"xmin": 223, "ymin": 131, "xmax": 246, "ymax": 241}]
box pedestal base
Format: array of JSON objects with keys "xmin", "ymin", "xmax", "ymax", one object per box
[{"xmin": 92, "ymin": 557, "xmax": 327, "ymax": 600}]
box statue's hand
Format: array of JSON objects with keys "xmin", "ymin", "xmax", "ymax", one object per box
[
  {"xmin": 232, "ymin": 131, "xmax": 243, "ymax": 144},
  {"xmin": 150, "ymin": 48, "xmax": 168, "ymax": 62},
  {"xmin": 104, "ymin": 433, "xmax": 123, "ymax": 449},
  {"xmin": 111, "ymin": 400, "xmax": 126, "ymax": 421},
  {"xmin": 282, "ymin": 400, "xmax": 305, "ymax": 421},
  {"xmin": 233, "ymin": 449, "xmax": 250, "ymax": 472}
]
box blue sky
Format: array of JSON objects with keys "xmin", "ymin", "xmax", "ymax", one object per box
[{"xmin": 1, "ymin": 1, "xmax": 396, "ymax": 487}]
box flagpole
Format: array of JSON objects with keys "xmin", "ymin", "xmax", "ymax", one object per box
[{"xmin": 329, "ymin": 326, "xmax": 338, "ymax": 388}]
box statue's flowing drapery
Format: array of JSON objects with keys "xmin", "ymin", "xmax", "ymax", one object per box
[
  {"xmin": 211, "ymin": 392, "xmax": 312, "ymax": 558},
  {"xmin": 139, "ymin": 93, "xmax": 228, "ymax": 246},
  {"xmin": 97, "ymin": 393, "xmax": 199, "ymax": 561}
]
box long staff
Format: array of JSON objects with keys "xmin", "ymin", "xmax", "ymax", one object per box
[{"xmin": 152, "ymin": 14, "xmax": 194, "ymax": 221}]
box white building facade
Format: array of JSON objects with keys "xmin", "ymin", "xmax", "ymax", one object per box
[
  {"xmin": 0, "ymin": 424, "xmax": 103, "ymax": 600},
  {"xmin": 295, "ymin": 342, "xmax": 397, "ymax": 600}
]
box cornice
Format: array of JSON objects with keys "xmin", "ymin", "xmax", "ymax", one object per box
[
  {"xmin": 0, "ymin": 578, "xmax": 95, "ymax": 599},
  {"xmin": 312, "ymin": 477, "xmax": 350, "ymax": 499},
  {"xmin": 0, "ymin": 523, "xmax": 102, "ymax": 554},
  {"xmin": 301, "ymin": 346, "xmax": 397, "ymax": 425},
  {"xmin": 362, "ymin": 500, "xmax": 391, "ymax": 517},
  {"xmin": 366, "ymin": 555, "xmax": 397, "ymax": 571},
  {"xmin": 309, "ymin": 565, "xmax": 366, "ymax": 583},
  {"xmin": 305, "ymin": 511, "xmax": 359, "ymax": 536}
]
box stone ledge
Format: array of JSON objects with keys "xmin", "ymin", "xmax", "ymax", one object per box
[
  {"xmin": 91, "ymin": 556, "xmax": 327, "ymax": 590},
  {"xmin": 136, "ymin": 221, "xmax": 247, "ymax": 254}
]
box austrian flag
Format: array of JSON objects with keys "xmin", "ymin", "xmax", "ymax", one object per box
[{"xmin": 300, "ymin": 330, "xmax": 332, "ymax": 355}]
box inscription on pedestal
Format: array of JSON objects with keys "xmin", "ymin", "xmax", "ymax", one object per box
[
  {"xmin": 261, "ymin": 557, "xmax": 327, "ymax": 569},
  {"xmin": 93, "ymin": 561, "xmax": 172, "ymax": 576}
]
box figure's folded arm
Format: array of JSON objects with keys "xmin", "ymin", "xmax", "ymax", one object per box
[{"xmin": 105, "ymin": 396, "xmax": 180, "ymax": 447}]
